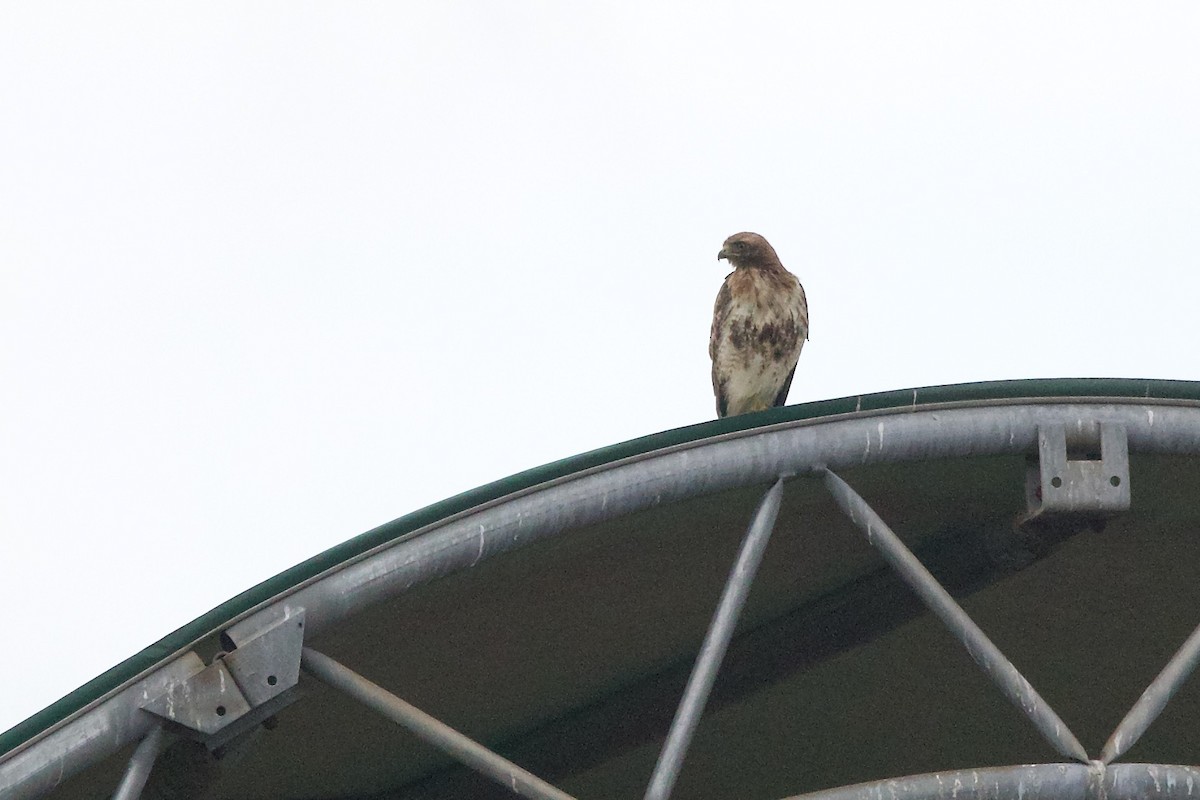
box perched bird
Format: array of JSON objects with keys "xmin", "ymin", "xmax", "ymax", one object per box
[{"xmin": 709, "ymin": 232, "xmax": 809, "ymax": 418}]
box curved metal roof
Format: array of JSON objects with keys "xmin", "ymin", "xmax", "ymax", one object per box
[{"xmin": 7, "ymin": 378, "xmax": 1200, "ymax": 800}]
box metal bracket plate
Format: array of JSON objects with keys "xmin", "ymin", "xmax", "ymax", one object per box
[
  {"xmin": 1025, "ymin": 422, "xmax": 1131, "ymax": 519},
  {"xmin": 143, "ymin": 607, "xmax": 305, "ymax": 749},
  {"xmin": 141, "ymin": 660, "xmax": 252, "ymax": 738},
  {"xmin": 222, "ymin": 607, "xmax": 305, "ymax": 708}
]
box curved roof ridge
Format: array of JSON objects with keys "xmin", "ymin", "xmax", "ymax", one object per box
[{"xmin": 4, "ymin": 376, "xmax": 1198, "ymax": 756}]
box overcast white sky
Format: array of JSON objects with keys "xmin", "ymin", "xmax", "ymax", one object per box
[{"xmin": 3, "ymin": 2, "xmax": 1200, "ymax": 736}]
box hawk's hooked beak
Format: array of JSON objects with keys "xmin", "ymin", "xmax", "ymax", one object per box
[{"xmin": 717, "ymin": 247, "xmax": 729, "ymax": 261}]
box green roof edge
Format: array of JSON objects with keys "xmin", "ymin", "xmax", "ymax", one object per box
[{"xmin": 4, "ymin": 377, "xmax": 1198, "ymax": 757}]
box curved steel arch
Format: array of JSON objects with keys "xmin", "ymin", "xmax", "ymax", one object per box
[{"xmin": 6, "ymin": 387, "xmax": 1200, "ymax": 799}]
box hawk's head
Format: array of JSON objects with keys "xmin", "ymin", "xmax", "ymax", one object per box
[{"xmin": 717, "ymin": 232, "xmax": 782, "ymax": 269}]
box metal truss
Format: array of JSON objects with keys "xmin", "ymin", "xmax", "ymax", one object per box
[
  {"xmin": 9, "ymin": 400, "xmax": 1200, "ymax": 800},
  {"xmin": 105, "ymin": 473, "xmax": 1200, "ymax": 800}
]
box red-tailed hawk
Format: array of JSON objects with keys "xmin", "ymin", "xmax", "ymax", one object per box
[{"xmin": 710, "ymin": 232, "xmax": 809, "ymax": 418}]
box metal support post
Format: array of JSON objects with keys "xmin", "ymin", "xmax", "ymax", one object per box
[
  {"xmin": 1102, "ymin": 619, "xmax": 1200, "ymax": 763},
  {"xmin": 822, "ymin": 468, "xmax": 1089, "ymax": 763},
  {"xmin": 110, "ymin": 724, "xmax": 167, "ymax": 800},
  {"xmin": 300, "ymin": 647, "xmax": 577, "ymax": 800},
  {"xmin": 644, "ymin": 479, "xmax": 786, "ymax": 800}
]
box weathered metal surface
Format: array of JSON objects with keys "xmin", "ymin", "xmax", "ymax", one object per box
[
  {"xmin": 142, "ymin": 660, "xmax": 252, "ymax": 738},
  {"xmin": 1025, "ymin": 422, "xmax": 1130, "ymax": 519},
  {"xmin": 0, "ymin": 653, "xmax": 203, "ymax": 800},
  {"xmin": 224, "ymin": 403, "xmax": 1200, "ymax": 653},
  {"xmin": 782, "ymin": 763, "xmax": 1200, "ymax": 800},
  {"xmin": 138, "ymin": 607, "xmax": 305, "ymax": 753},
  {"xmin": 221, "ymin": 606, "xmax": 305, "ymax": 708},
  {"xmin": 783, "ymin": 763, "xmax": 1092, "ymax": 800}
]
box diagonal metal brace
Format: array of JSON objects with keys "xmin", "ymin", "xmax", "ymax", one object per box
[
  {"xmin": 644, "ymin": 479, "xmax": 785, "ymax": 800},
  {"xmin": 110, "ymin": 724, "xmax": 169, "ymax": 800},
  {"xmin": 300, "ymin": 647, "xmax": 577, "ymax": 800},
  {"xmin": 822, "ymin": 468, "xmax": 1089, "ymax": 763},
  {"xmin": 1101, "ymin": 618, "xmax": 1200, "ymax": 763}
]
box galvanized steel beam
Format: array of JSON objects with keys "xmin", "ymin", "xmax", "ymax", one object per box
[
  {"xmin": 822, "ymin": 468, "xmax": 1089, "ymax": 763},
  {"xmin": 8, "ymin": 400, "xmax": 1200, "ymax": 799},
  {"xmin": 1, "ymin": 654, "xmax": 205, "ymax": 800},
  {"xmin": 300, "ymin": 647, "xmax": 577, "ymax": 800},
  {"xmin": 226, "ymin": 402, "xmax": 1200, "ymax": 652},
  {"xmin": 644, "ymin": 479, "xmax": 785, "ymax": 800},
  {"xmin": 780, "ymin": 763, "xmax": 1200, "ymax": 800},
  {"xmin": 782, "ymin": 763, "xmax": 1092, "ymax": 800}
]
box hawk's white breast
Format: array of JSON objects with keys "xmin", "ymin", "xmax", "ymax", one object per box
[{"xmin": 713, "ymin": 274, "xmax": 807, "ymax": 416}]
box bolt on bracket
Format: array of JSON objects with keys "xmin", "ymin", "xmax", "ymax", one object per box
[
  {"xmin": 142, "ymin": 607, "xmax": 305, "ymax": 750},
  {"xmin": 1022, "ymin": 422, "xmax": 1130, "ymax": 525}
]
